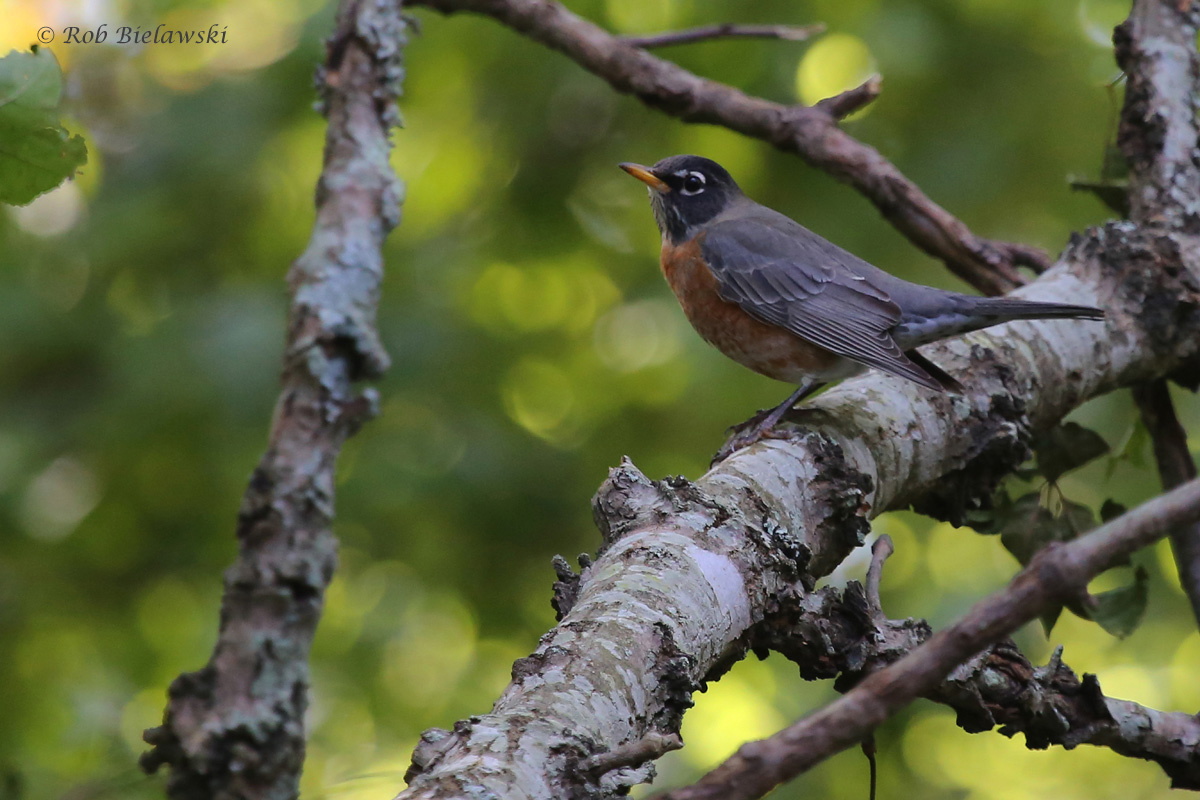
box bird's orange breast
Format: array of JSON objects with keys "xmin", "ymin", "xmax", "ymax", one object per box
[{"xmin": 659, "ymin": 236, "xmax": 843, "ymax": 383}]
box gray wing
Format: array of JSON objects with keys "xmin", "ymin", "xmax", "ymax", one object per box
[{"xmin": 698, "ymin": 211, "xmax": 946, "ymax": 391}]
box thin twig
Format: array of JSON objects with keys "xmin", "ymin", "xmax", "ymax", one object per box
[
  {"xmin": 621, "ymin": 22, "xmax": 824, "ymax": 49},
  {"xmin": 408, "ymin": 0, "xmax": 1046, "ymax": 295},
  {"xmin": 862, "ymin": 736, "xmax": 877, "ymax": 800},
  {"xmin": 139, "ymin": 2, "xmax": 407, "ymax": 798},
  {"xmin": 655, "ymin": 477, "xmax": 1200, "ymax": 800}
]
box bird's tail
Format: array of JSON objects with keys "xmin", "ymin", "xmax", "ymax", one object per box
[
  {"xmin": 905, "ymin": 349, "xmax": 964, "ymax": 393},
  {"xmin": 968, "ymin": 297, "xmax": 1105, "ymax": 322}
]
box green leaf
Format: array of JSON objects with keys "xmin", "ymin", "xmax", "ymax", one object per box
[
  {"xmin": 0, "ymin": 47, "xmax": 88, "ymax": 206},
  {"xmin": 1100, "ymin": 142, "xmax": 1130, "ymax": 182},
  {"xmin": 1108, "ymin": 419, "xmax": 1149, "ymax": 479},
  {"xmin": 1034, "ymin": 422, "xmax": 1110, "ymax": 483},
  {"xmin": 998, "ymin": 493, "xmax": 1064, "ymax": 565},
  {"xmin": 1039, "ymin": 605, "xmax": 1063, "ymax": 637},
  {"xmin": 1087, "ymin": 566, "xmax": 1149, "ymax": 639},
  {"xmin": 1100, "ymin": 499, "xmax": 1127, "ymax": 523},
  {"xmin": 1059, "ymin": 498, "xmax": 1097, "ymax": 537},
  {"xmin": 962, "ymin": 490, "xmax": 1012, "ymax": 535},
  {"xmin": 1067, "ymin": 177, "xmax": 1130, "ymax": 217},
  {"xmin": 1012, "ymin": 466, "xmax": 1042, "ymax": 482}
]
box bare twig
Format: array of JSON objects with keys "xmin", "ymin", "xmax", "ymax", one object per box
[
  {"xmin": 139, "ymin": 2, "xmax": 407, "ymax": 798},
  {"xmin": 656, "ymin": 478, "xmax": 1200, "ymax": 800},
  {"xmin": 407, "ymin": 0, "xmax": 1047, "ymax": 295},
  {"xmin": 621, "ymin": 22, "xmax": 824, "ymax": 49}
]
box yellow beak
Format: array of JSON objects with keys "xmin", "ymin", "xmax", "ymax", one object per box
[{"xmin": 619, "ymin": 162, "xmax": 670, "ymax": 192}]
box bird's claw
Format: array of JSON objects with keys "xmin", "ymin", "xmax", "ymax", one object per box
[{"xmin": 712, "ymin": 419, "xmax": 794, "ymax": 465}]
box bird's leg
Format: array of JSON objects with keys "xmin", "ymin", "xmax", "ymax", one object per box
[{"xmin": 715, "ymin": 378, "xmax": 824, "ymax": 463}]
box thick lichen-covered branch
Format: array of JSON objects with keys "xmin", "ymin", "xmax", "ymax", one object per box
[
  {"xmin": 396, "ymin": 223, "xmax": 1200, "ymax": 799},
  {"xmin": 139, "ymin": 3, "xmax": 407, "ymax": 799},
  {"xmin": 390, "ymin": 4, "xmax": 1200, "ymax": 799},
  {"xmin": 406, "ymin": 0, "xmax": 1047, "ymax": 294}
]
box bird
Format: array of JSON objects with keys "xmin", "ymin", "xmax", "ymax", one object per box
[{"xmin": 619, "ymin": 155, "xmax": 1104, "ymax": 458}]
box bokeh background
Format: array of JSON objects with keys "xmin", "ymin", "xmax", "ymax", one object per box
[{"xmin": 2, "ymin": 0, "xmax": 1199, "ymax": 798}]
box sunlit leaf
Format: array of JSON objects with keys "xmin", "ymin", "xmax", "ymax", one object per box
[
  {"xmin": 0, "ymin": 47, "xmax": 87, "ymax": 206},
  {"xmin": 1086, "ymin": 566, "xmax": 1149, "ymax": 639}
]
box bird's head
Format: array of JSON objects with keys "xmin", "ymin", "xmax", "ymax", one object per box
[{"xmin": 620, "ymin": 155, "xmax": 742, "ymax": 244}]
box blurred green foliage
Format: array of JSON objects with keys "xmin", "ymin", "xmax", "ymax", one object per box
[{"xmin": 1, "ymin": 1, "xmax": 1198, "ymax": 799}]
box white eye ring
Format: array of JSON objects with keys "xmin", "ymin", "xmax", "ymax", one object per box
[{"xmin": 679, "ymin": 170, "xmax": 706, "ymax": 196}]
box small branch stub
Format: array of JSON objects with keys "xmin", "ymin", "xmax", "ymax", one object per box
[
  {"xmin": 578, "ymin": 733, "xmax": 684, "ymax": 779},
  {"xmin": 816, "ymin": 74, "xmax": 882, "ymax": 119}
]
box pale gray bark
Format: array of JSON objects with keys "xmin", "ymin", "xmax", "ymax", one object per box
[
  {"xmin": 394, "ymin": 1, "xmax": 1200, "ymax": 797},
  {"xmin": 398, "ymin": 226, "xmax": 1200, "ymax": 799}
]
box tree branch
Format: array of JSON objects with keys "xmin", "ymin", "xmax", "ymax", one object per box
[
  {"xmin": 1114, "ymin": 0, "xmax": 1200, "ymax": 230},
  {"xmin": 1116, "ymin": 0, "xmax": 1200, "ymax": 626},
  {"xmin": 815, "ymin": 74, "xmax": 883, "ymax": 121},
  {"xmin": 139, "ymin": 2, "xmax": 407, "ymax": 798},
  {"xmin": 406, "ymin": 0, "xmax": 1047, "ymax": 295},
  {"xmin": 396, "ymin": 225, "xmax": 1200, "ymax": 797},
  {"xmin": 389, "ymin": 4, "xmax": 1200, "ymax": 798},
  {"xmin": 660, "ymin": 478, "xmax": 1200, "ymax": 800},
  {"xmin": 755, "ymin": 580, "xmax": 1200, "ymax": 793},
  {"xmin": 621, "ymin": 22, "xmax": 824, "ymax": 49},
  {"xmin": 1133, "ymin": 381, "xmax": 1200, "ymax": 623}
]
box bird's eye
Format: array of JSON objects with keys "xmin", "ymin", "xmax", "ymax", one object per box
[{"xmin": 681, "ymin": 171, "xmax": 706, "ymax": 195}]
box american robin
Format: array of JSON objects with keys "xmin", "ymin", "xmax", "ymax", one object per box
[{"xmin": 620, "ymin": 155, "xmax": 1103, "ymax": 456}]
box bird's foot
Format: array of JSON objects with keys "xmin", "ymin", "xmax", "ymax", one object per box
[{"xmin": 712, "ymin": 414, "xmax": 797, "ymax": 465}]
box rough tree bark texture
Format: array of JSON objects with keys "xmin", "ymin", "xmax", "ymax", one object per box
[
  {"xmin": 140, "ymin": 3, "xmax": 407, "ymax": 799},
  {"xmin": 396, "ymin": 1, "xmax": 1200, "ymax": 798},
  {"xmin": 1117, "ymin": 0, "xmax": 1200, "ymax": 624},
  {"xmin": 398, "ymin": 234, "xmax": 1200, "ymax": 800}
]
